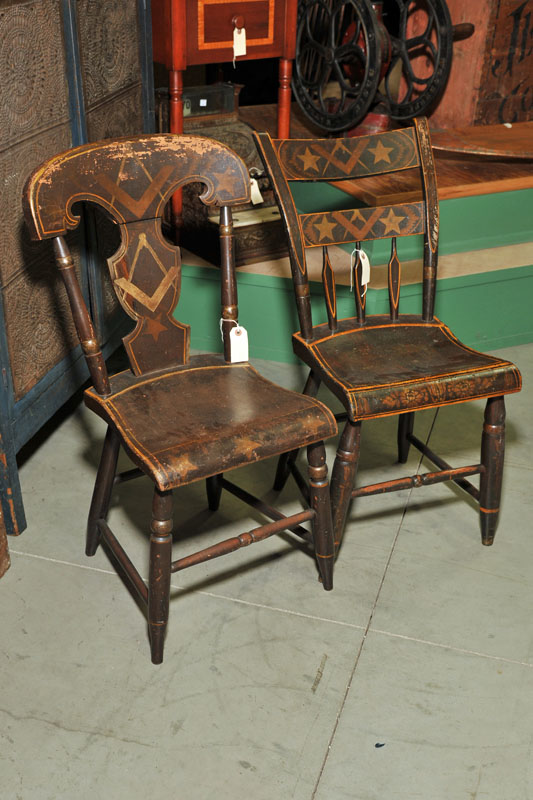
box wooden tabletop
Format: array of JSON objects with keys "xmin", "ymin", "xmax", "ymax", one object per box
[
  {"xmin": 332, "ymin": 122, "xmax": 533, "ymax": 204},
  {"xmin": 430, "ymin": 122, "xmax": 533, "ymax": 159}
]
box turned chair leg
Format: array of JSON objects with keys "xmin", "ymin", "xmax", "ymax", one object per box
[
  {"xmin": 206, "ymin": 474, "xmax": 223, "ymax": 511},
  {"xmin": 274, "ymin": 370, "xmax": 321, "ymax": 491},
  {"xmin": 330, "ymin": 419, "xmax": 362, "ymax": 555},
  {"xmin": 86, "ymin": 426, "xmax": 120, "ymax": 556},
  {"xmin": 397, "ymin": 412, "xmax": 415, "ymax": 463},
  {"xmin": 307, "ymin": 441, "xmax": 334, "ymax": 590},
  {"xmin": 148, "ymin": 487, "xmax": 173, "ymax": 664},
  {"xmin": 479, "ymin": 396, "xmax": 506, "ymax": 546}
]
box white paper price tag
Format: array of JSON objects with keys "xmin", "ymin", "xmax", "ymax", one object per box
[
  {"xmin": 233, "ymin": 27, "xmax": 247, "ymax": 59},
  {"xmin": 359, "ymin": 249, "xmax": 371, "ymax": 286},
  {"xmin": 250, "ymin": 177, "xmax": 264, "ymax": 205},
  {"xmin": 229, "ymin": 325, "xmax": 249, "ymax": 362}
]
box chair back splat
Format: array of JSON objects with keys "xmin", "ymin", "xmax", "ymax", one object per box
[
  {"xmin": 254, "ymin": 120, "xmax": 521, "ymax": 553},
  {"xmin": 24, "ymin": 135, "xmax": 338, "ymax": 663},
  {"xmin": 24, "ymin": 135, "xmax": 250, "ymax": 378}
]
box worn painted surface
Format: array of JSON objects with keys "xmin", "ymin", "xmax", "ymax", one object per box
[{"xmin": 24, "ymin": 133, "xmax": 337, "ymax": 662}]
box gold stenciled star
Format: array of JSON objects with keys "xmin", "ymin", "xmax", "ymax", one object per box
[
  {"xmin": 381, "ymin": 208, "xmax": 405, "ymax": 235},
  {"xmin": 313, "ymin": 215, "xmax": 337, "ymax": 242},
  {"xmin": 368, "ymin": 140, "xmax": 394, "ymax": 164},
  {"xmin": 145, "ymin": 314, "xmax": 168, "ymax": 342},
  {"xmin": 298, "ymin": 147, "xmax": 321, "ymax": 172}
]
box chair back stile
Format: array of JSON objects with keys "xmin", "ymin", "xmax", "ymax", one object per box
[
  {"xmin": 413, "ymin": 118, "xmax": 440, "ymax": 322},
  {"xmin": 52, "ymin": 235, "xmax": 111, "ymax": 396},
  {"xmin": 23, "ymin": 135, "xmax": 251, "ymax": 387},
  {"xmin": 254, "ymin": 118, "xmax": 438, "ymax": 334},
  {"xmin": 219, "ymin": 205, "xmax": 239, "ymax": 362}
]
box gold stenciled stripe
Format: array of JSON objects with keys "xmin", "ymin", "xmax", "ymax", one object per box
[{"xmin": 348, "ymin": 387, "xmax": 521, "ymax": 421}]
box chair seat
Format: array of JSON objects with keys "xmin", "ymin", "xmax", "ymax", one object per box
[
  {"xmin": 293, "ymin": 315, "xmax": 522, "ymax": 421},
  {"xmin": 84, "ymin": 354, "xmax": 337, "ymax": 490}
]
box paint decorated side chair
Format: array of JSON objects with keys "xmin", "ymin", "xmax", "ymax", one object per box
[
  {"xmin": 23, "ymin": 134, "xmax": 337, "ymax": 664},
  {"xmin": 254, "ymin": 118, "xmax": 522, "ymax": 551}
]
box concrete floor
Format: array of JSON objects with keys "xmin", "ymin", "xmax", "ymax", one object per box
[{"xmin": 2, "ymin": 342, "xmax": 531, "ymax": 799}]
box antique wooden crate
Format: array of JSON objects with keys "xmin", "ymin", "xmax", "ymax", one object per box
[
  {"xmin": 0, "ymin": 0, "xmax": 154, "ymax": 535},
  {"xmin": 431, "ymin": 0, "xmax": 533, "ymax": 128}
]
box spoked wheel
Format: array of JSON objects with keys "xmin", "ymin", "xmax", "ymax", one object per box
[
  {"xmin": 379, "ymin": 0, "xmax": 453, "ymax": 121},
  {"xmin": 292, "ymin": 0, "xmax": 454, "ymax": 132},
  {"xmin": 292, "ymin": 0, "xmax": 383, "ymax": 133}
]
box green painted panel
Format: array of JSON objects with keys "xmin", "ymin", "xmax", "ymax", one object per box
[{"xmin": 177, "ymin": 262, "xmax": 533, "ymax": 362}]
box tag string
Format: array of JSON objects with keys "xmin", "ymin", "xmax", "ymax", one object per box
[{"xmin": 219, "ymin": 318, "xmax": 239, "ymax": 340}]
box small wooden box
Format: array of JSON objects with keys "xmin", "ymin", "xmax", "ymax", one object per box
[{"xmin": 431, "ymin": 0, "xmax": 533, "ymax": 128}]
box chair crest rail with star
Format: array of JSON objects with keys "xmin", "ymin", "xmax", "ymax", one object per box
[
  {"xmin": 253, "ymin": 118, "xmax": 522, "ymax": 551},
  {"xmin": 23, "ymin": 134, "xmax": 337, "ymax": 664}
]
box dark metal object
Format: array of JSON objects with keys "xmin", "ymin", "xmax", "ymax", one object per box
[
  {"xmin": 292, "ymin": 0, "xmax": 454, "ymax": 132},
  {"xmin": 24, "ymin": 134, "xmax": 338, "ymax": 663},
  {"xmin": 254, "ymin": 118, "xmax": 522, "ymax": 555}
]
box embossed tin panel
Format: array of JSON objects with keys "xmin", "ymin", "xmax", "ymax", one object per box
[
  {"xmin": 85, "ymin": 83, "xmax": 144, "ymax": 141},
  {"xmin": 0, "ymin": 0, "xmax": 153, "ymax": 536},
  {"xmin": 3, "ymin": 241, "xmax": 84, "ymax": 400},
  {"xmin": 76, "ymin": 0, "xmax": 141, "ymax": 107},
  {"xmin": 0, "ymin": 0, "xmax": 70, "ymax": 150},
  {"xmin": 0, "ymin": 124, "xmax": 72, "ymax": 287}
]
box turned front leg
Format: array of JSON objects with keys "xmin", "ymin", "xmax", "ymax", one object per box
[
  {"xmin": 479, "ymin": 396, "xmax": 506, "ymax": 546},
  {"xmin": 307, "ymin": 441, "xmax": 334, "ymax": 590},
  {"xmin": 330, "ymin": 419, "xmax": 361, "ymax": 554},
  {"xmin": 148, "ymin": 487, "xmax": 173, "ymax": 664}
]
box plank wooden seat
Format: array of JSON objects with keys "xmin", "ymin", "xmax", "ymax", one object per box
[{"xmin": 85, "ymin": 354, "xmax": 335, "ymax": 490}]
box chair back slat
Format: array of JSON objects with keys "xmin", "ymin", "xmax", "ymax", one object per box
[
  {"xmin": 299, "ymin": 202, "xmax": 425, "ymax": 248},
  {"xmin": 322, "ymin": 247, "xmax": 338, "ymax": 332},
  {"xmin": 23, "ymin": 135, "xmax": 251, "ymax": 379},
  {"xmin": 254, "ymin": 118, "xmax": 439, "ymax": 340},
  {"xmin": 271, "ymin": 128, "xmax": 420, "ymax": 181}
]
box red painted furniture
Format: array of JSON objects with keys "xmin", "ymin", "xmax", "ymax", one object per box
[{"xmin": 152, "ymin": 0, "xmax": 297, "ymax": 224}]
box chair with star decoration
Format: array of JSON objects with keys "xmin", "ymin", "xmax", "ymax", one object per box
[
  {"xmin": 23, "ymin": 134, "xmax": 338, "ymax": 664},
  {"xmin": 254, "ymin": 118, "xmax": 521, "ymax": 553}
]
